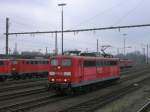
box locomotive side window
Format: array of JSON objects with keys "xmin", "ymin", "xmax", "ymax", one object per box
[
  {"xmin": 30, "ymin": 61, "xmax": 34, "ymax": 64},
  {"xmin": 26, "ymin": 61, "xmax": 30, "ymax": 64},
  {"xmin": 51, "ymin": 59, "xmax": 58, "ymax": 66},
  {"xmin": 84, "ymin": 60, "xmax": 96, "ymax": 67},
  {"xmin": 110, "ymin": 61, "xmax": 117, "ymax": 65},
  {"xmin": 103, "ymin": 61, "xmax": 106, "ymax": 66},
  {"xmin": 12, "ymin": 60, "xmax": 17, "ymax": 64},
  {"xmin": 38, "ymin": 61, "xmax": 42, "ymax": 64},
  {"xmin": 34, "ymin": 61, "xmax": 38, "ymax": 64},
  {"xmin": 62, "ymin": 59, "xmax": 71, "ymax": 66},
  {"xmin": 0, "ymin": 61, "xmax": 4, "ymax": 65},
  {"xmin": 44, "ymin": 61, "xmax": 49, "ymax": 64},
  {"xmin": 96, "ymin": 60, "xmax": 116, "ymax": 66},
  {"xmin": 96, "ymin": 60, "xmax": 103, "ymax": 67},
  {"xmin": 106, "ymin": 61, "xmax": 110, "ymax": 66}
]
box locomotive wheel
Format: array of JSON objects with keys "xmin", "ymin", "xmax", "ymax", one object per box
[
  {"xmin": 56, "ymin": 88, "xmax": 75, "ymax": 96},
  {"xmin": 65, "ymin": 88, "xmax": 75, "ymax": 96},
  {"xmin": 22, "ymin": 75, "xmax": 27, "ymax": 79}
]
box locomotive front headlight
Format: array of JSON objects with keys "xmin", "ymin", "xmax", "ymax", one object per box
[
  {"xmin": 51, "ymin": 78, "xmax": 55, "ymax": 82},
  {"xmin": 12, "ymin": 68, "xmax": 16, "ymax": 71},
  {"xmin": 64, "ymin": 72, "xmax": 71, "ymax": 76},
  {"xmin": 49, "ymin": 72, "xmax": 55, "ymax": 76},
  {"xmin": 64, "ymin": 78, "xmax": 67, "ymax": 82}
]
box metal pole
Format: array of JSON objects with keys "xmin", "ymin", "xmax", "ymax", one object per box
[
  {"xmin": 123, "ymin": 37, "xmax": 126, "ymax": 55},
  {"xmin": 46, "ymin": 47, "xmax": 48, "ymax": 55},
  {"xmin": 58, "ymin": 3, "xmax": 66, "ymax": 55},
  {"xmin": 61, "ymin": 6, "xmax": 64, "ymax": 55},
  {"xmin": 55, "ymin": 32, "xmax": 58, "ymax": 55},
  {"xmin": 6, "ymin": 17, "xmax": 9, "ymax": 56},
  {"xmin": 143, "ymin": 48, "xmax": 146, "ymax": 64},
  {"xmin": 147, "ymin": 44, "xmax": 149, "ymax": 64},
  {"xmin": 97, "ymin": 39, "xmax": 99, "ymax": 55},
  {"xmin": 117, "ymin": 48, "xmax": 119, "ymax": 55},
  {"xmin": 122, "ymin": 33, "xmax": 127, "ymax": 56}
]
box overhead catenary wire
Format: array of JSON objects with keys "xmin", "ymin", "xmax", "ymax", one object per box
[
  {"xmin": 70, "ymin": 0, "xmax": 127, "ymax": 29},
  {"xmin": 11, "ymin": 17, "xmax": 58, "ymax": 30},
  {"xmin": 112, "ymin": 0, "xmax": 145, "ymax": 26}
]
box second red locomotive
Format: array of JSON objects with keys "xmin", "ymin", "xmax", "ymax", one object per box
[
  {"xmin": 0, "ymin": 58, "xmax": 50, "ymax": 80},
  {"xmin": 11, "ymin": 59, "xmax": 50, "ymax": 78}
]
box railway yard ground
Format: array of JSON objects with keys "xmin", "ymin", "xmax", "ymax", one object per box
[{"xmin": 0, "ymin": 65, "xmax": 150, "ymax": 112}]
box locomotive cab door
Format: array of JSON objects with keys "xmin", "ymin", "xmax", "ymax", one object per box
[{"xmin": 78, "ymin": 60, "xmax": 84, "ymax": 82}]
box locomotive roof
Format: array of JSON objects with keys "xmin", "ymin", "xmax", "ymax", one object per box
[
  {"xmin": 0, "ymin": 58, "xmax": 49, "ymax": 61},
  {"xmin": 51, "ymin": 55, "xmax": 119, "ymax": 61},
  {"xmin": 0, "ymin": 59, "xmax": 11, "ymax": 61},
  {"xmin": 12, "ymin": 59, "xmax": 49, "ymax": 61}
]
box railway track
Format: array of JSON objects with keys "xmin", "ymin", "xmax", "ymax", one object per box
[
  {"xmin": 0, "ymin": 80, "xmax": 47, "ymax": 92},
  {"xmin": 136, "ymin": 101, "xmax": 150, "ymax": 112},
  {"xmin": 60, "ymin": 85, "xmax": 140, "ymax": 112},
  {"xmin": 20, "ymin": 71, "xmax": 150, "ymax": 111},
  {"xmin": 59, "ymin": 77, "xmax": 150, "ymax": 112},
  {"xmin": 0, "ymin": 91, "xmax": 70, "ymax": 112},
  {"xmin": 0, "ymin": 65, "xmax": 150, "ymax": 112},
  {"xmin": 0, "ymin": 85, "xmax": 46, "ymax": 101},
  {"xmin": 121, "ymin": 68, "xmax": 150, "ymax": 81},
  {"xmin": 0, "ymin": 93, "xmax": 64, "ymax": 112},
  {"xmin": 0, "ymin": 77, "xmax": 47, "ymax": 86},
  {"xmin": 120, "ymin": 65, "xmax": 149, "ymax": 75}
]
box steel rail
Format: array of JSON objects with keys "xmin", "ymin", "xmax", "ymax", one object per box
[{"xmin": 136, "ymin": 101, "xmax": 150, "ymax": 112}]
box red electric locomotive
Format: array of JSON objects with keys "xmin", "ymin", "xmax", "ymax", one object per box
[{"xmin": 48, "ymin": 55, "xmax": 120, "ymax": 94}]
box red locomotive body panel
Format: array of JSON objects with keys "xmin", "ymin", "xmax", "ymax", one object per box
[
  {"xmin": 0, "ymin": 59, "xmax": 12, "ymax": 79},
  {"xmin": 11, "ymin": 59, "xmax": 50, "ymax": 77},
  {"xmin": 0, "ymin": 58, "xmax": 50, "ymax": 80},
  {"xmin": 48, "ymin": 55, "xmax": 120, "ymax": 90}
]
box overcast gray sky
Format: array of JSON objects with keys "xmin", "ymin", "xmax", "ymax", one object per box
[{"xmin": 0, "ymin": 0, "xmax": 150, "ymax": 54}]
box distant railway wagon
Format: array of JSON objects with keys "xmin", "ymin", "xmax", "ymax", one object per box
[
  {"xmin": 48, "ymin": 55, "xmax": 120, "ymax": 94},
  {"xmin": 0, "ymin": 58, "xmax": 50, "ymax": 81},
  {"xmin": 119, "ymin": 59, "xmax": 134, "ymax": 69}
]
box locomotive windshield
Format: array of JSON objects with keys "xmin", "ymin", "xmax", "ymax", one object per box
[
  {"xmin": 62, "ymin": 59, "xmax": 71, "ymax": 66},
  {"xmin": 50, "ymin": 58, "xmax": 71, "ymax": 66},
  {"xmin": 51, "ymin": 59, "xmax": 58, "ymax": 66}
]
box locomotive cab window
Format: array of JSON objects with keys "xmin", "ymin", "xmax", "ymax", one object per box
[
  {"xmin": 62, "ymin": 59, "xmax": 71, "ymax": 66},
  {"xmin": 51, "ymin": 59, "xmax": 58, "ymax": 66}
]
